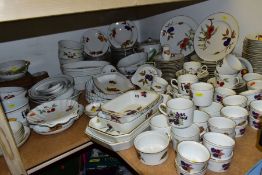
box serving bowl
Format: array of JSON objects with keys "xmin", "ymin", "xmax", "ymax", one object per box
[
  {"xmin": 134, "ymin": 131, "xmax": 169, "ymax": 165},
  {"xmin": 0, "ymin": 60, "xmax": 30, "ymax": 80}
]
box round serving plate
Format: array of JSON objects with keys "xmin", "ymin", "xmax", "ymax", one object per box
[
  {"xmin": 108, "ymin": 21, "xmax": 138, "ymax": 49},
  {"xmin": 160, "ymin": 16, "xmax": 197, "ymax": 56},
  {"xmin": 194, "ymin": 12, "xmax": 239, "ymax": 61}
]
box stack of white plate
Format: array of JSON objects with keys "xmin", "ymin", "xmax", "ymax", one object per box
[
  {"xmin": 85, "ymin": 90, "xmax": 162, "ymax": 151},
  {"xmin": 26, "ymin": 99, "xmax": 82, "ymax": 135},
  {"xmin": 242, "ymin": 34, "xmax": 262, "ymax": 74},
  {"xmin": 61, "ymin": 61, "xmax": 110, "ymax": 90},
  {"xmin": 28, "ymin": 75, "xmax": 79, "ymax": 104}
]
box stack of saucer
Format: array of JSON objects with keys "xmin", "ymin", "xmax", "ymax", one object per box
[{"xmin": 242, "ymin": 34, "xmax": 262, "ymax": 74}]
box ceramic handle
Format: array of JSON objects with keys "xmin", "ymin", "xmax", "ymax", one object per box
[
  {"xmin": 158, "ymin": 103, "xmax": 168, "ymax": 116},
  {"xmin": 170, "ymin": 79, "xmax": 178, "ymax": 89},
  {"xmin": 201, "ymin": 65, "xmax": 208, "ymax": 71},
  {"xmin": 234, "ymin": 77, "xmax": 240, "ymax": 86}
]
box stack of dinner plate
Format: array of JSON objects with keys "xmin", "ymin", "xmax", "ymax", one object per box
[
  {"xmin": 242, "ymin": 34, "xmax": 262, "ymax": 74},
  {"xmin": 61, "ymin": 61, "xmax": 110, "ymax": 90}
]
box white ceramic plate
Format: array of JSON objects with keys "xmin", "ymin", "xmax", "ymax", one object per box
[
  {"xmin": 194, "ymin": 12, "xmax": 239, "ymax": 61},
  {"xmin": 62, "ymin": 61, "xmax": 110, "ymax": 69},
  {"xmin": 26, "ymin": 100, "xmax": 79, "ymax": 127},
  {"xmin": 131, "ymin": 64, "xmax": 162, "ymax": 90},
  {"xmin": 93, "ymin": 72, "xmax": 134, "ymax": 95},
  {"xmin": 108, "ymin": 21, "xmax": 138, "ymax": 48},
  {"xmin": 82, "ymin": 29, "xmax": 109, "ymax": 57},
  {"xmin": 160, "ymin": 16, "xmax": 197, "ymax": 56}
]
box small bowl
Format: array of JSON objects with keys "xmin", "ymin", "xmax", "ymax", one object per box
[
  {"xmin": 222, "ymin": 95, "xmax": 248, "ymax": 108},
  {"xmin": 235, "ymin": 120, "xmax": 248, "ymax": 137},
  {"xmin": 85, "ymin": 102, "xmax": 102, "ymax": 117},
  {"xmin": 207, "ymin": 152, "xmax": 234, "ymax": 172},
  {"xmin": 0, "ymin": 60, "xmax": 30, "ymax": 80},
  {"xmin": 175, "ymin": 158, "xmax": 207, "ymax": 175},
  {"xmin": 134, "ymin": 131, "xmax": 169, "ymax": 165},
  {"xmin": 208, "ymin": 117, "xmax": 236, "ymax": 137},
  {"xmin": 171, "ymin": 124, "xmax": 200, "ymax": 150},
  {"xmin": 199, "ymin": 102, "xmax": 223, "ymax": 118},
  {"xmin": 221, "ymin": 106, "xmax": 248, "ymax": 126},
  {"xmin": 203, "ymin": 132, "xmax": 235, "ymax": 160},
  {"xmin": 176, "ymin": 141, "xmax": 210, "ymax": 173},
  {"xmin": 239, "ymin": 89, "xmax": 262, "ymax": 105}
]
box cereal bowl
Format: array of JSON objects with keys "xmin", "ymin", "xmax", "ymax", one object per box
[
  {"xmin": 176, "ymin": 141, "xmax": 210, "ymax": 173},
  {"xmin": 203, "ymin": 132, "xmax": 235, "ymax": 160},
  {"xmin": 134, "ymin": 131, "xmax": 169, "ymax": 165}
]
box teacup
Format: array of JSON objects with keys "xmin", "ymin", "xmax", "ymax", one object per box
[
  {"xmin": 207, "ymin": 152, "xmax": 233, "ymax": 173},
  {"xmin": 215, "ymin": 71, "xmax": 240, "ymax": 89},
  {"xmin": 159, "ymin": 98, "xmax": 194, "ymax": 128},
  {"xmin": 150, "ymin": 114, "xmax": 171, "ymax": 136},
  {"xmin": 171, "ymin": 74, "xmax": 198, "ymax": 95},
  {"xmin": 243, "ymin": 73, "xmax": 262, "ymax": 82},
  {"xmin": 247, "ymin": 80, "xmax": 262, "ymax": 90},
  {"xmin": 162, "ymin": 44, "xmax": 171, "ymax": 61},
  {"xmin": 208, "ymin": 117, "xmax": 236, "ymax": 138},
  {"xmin": 235, "ymin": 120, "xmax": 248, "ymax": 138},
  {"xmin": 249, "ymin": 100, "xmax": 262, "ymax": 120},
  {"xmin": 214, "ymin": 87, "xmax": 236, "ymax": 103},
  {"xmin": 239, "ymin": 89, "xmax": 261, "ymax": 105},
  {"xmin": 191, "ymin": 82, "xmax": 214, "ymax": 107},
  {"xmin": 216, "ymin": 54, "xmax": 243, "ymax": 75},
  {"xmin": 152, "ymin": 77, "xmax": 168, "ymax": 93},
  {"xmin": 193, "ymin": 110, "xmax": 210, "ymax": 133},
  {"xmin": 183, "ymin": 61, "xmax": 208, "ymax": 75},
  {"xmin": 249, "ymin": 115, "xmax": 261, "ymax": 130},
  {"xmin": 176, "ymin": 141, "xmax": 210, "ymax": 173},
  {"xmin": 171, "ymin": 124, "xmax": 200, "ymax": 150},
  {"xmin": 199, "ymin": 102, "xmax": 223, "ymax": 118},
  {"xmin": 222, "ymin": 95, "xmax": 248, "ymax": 108},
  {"xmin": 221, "ymin": 106, "xmax": 248, "ymax": 126}
]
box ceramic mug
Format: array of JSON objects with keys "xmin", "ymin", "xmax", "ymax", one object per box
[
  {"xmin": 191, "ymin": 82, "xmax": 214, "ymax": 107},
  {"xmin": 214, "ymin": 87, "xmax": 236, "ymax": 103},
  {"xmin": 215, "ymin": 72, "xmax": 240, "ymax": 89},
  {"xmin": 152, "ymin": 77, "xmax": 168, "ymax": 93},
  {"xmin": 171, "ymin": 74, "xmax": 198, "ymax": 95},
  {"xmin": 216, "ymin": 54, "xmax": 243, "ymax": 75},
  {"xmin": 183, "ymin": 61, "xmax": 208, "ymax": 75},
  {"xmin": 150, "ymin": 114, "xmax": 171, "ymax": 136},
  {"xmin": 159, "ymin": 98, "xmax": 194, "ymax": 128}
]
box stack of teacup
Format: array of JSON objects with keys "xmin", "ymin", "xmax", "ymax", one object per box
[
  {"xmin": 215, "ymin": 54, "xmax": 243, "ymax": 89},
  {"xmin": 248, "ymin": 100, "xmax": 262, "ymax": 130}
]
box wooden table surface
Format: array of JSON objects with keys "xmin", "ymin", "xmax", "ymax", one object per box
[{"xmin": 118, "ymin": 127, "xmax": 262, "ymax": 175}]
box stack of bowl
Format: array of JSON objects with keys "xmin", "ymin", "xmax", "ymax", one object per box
[
  {"xmin": 0, "ymin": 87, "xmax": 29, "ymax": 125},
  {"xmin": 61, "ymin": 60, "xmax": 110, "ymax": 90},
  {"xmin": 0, "ymin": 60, "xmax": 30, "ymax": 82},
  {"xmin": 203, "ymin": 132, "xmax": 235, "ymax": 173},
  {"xmin": 28, "ymin": 75, "xmax": 80, "ymax": 104}
]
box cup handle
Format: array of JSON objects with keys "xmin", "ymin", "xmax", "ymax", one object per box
[
  {"xmin": 158, "ymin": 103, "xmax": 168, "ymax": 116},
  {"xmin": 201, "ymin": 65, "xmax": 208, "ymax": 71},
  {"xmin": 170, "ymin": 79, "xmax": 178, "ymax": 89},
  {"xmin": 234, "ymin": 77, "xmax": 240, "ymax": 86}
]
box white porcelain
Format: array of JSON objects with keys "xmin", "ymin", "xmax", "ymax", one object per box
[
  {"xmin": 0, "ymin": 87, "xmax": 26, "ymax": 100},
  {"xmin": 171, "ymin": 124, "xmax": 200, "ymax": 150},
  {"xmin": 176, "ymin": 141, "xmax": 210, "ymax": 173},
  {"xmin": 58, "ymin": 40, "xmax": 83, "ymax": 60},
  {"xmin": 243, "ymin": 73, "xmax": 262, "ymax": 82},
  {"xmin": 208, "ymin": 117, "xmax": 236, "ymax": 137},
  {"xmin": 249, "ymin": 100, "xmax": 262, "ymax": 121},
  {"xmin": 221, "ymin": 106, "xmax": 248, "ymax": 126},
  {"xmin": 85, "ymin": 102, "xmax": 102, "ymax": 117},
  {"xmin": 108, "ymin": 20, "xmax": 138, "ymax": 49},
  {"xmin": 101, "ymin": 65, "xmax": 117, "ymax": 74},
  {"xmin": 139, "ymin": 38, "xmax": 161, "ymax": 60},
  {"xmin": 235, "ymin": 120, "xmax": 248, "ymax": 137},
  {"xmin": 222, "ymin": 95, "xmax": 247, "ymax": 108},
  {"xmin": 162, "ymin": 45, "xmax": 172, "ymax": 61},
  {"xmin": 55, "ymin": 87, "xmax": 74, "ymax": 100},
  {"xmin": 159, "ymin": 98, "xmax": 194, "ymax": 128},
  {"xmin": 175, "ymin": 159, "xmax": 207, "ymax": 175},
  {"xmin": 151, "ymin": 77, "xmax": 168, "ymax": 92},
  {"xmin": 239, "ymin": 89, "xmax": 261, "ymax": 105},
  {"xmin": 26, "ymin": 99, "xmax": 79, "ymax": 127},
  {"xmin": 82, "ymin": 29, "xmax": 109, "ymax": 57},
  {"xmin": 183, "ymin": 61, "xmax": 207, "ymax": 75},
  {"xmin": 0, "ymin": 60, "xmax": 29, "ymax": 80},
  {"xmin": 214, "ymin": 87, "xmax": 236, "ymax": 103},
  {"xmin": 9, "ymin": 121, "xmax": 24, "ymax": 144},
  {"xmin": 62, "ymin": 60, "xmax": 110, "ymax": 69},
  {"xmin": 117, "ymin": 52, "xmax": 147, "ymax": 68},
  {"xmin": 247, "ymin": 80, "xmax": 262, "ymax": 90},
  {"xmin": 193, "ymin": 110, "xmax": 210, "ymax": 133},
  {"xmin": 207, "ymin": 152, "xmax": 233, "ymax": 172},
  {"xmin": 6, "ymin": 103, "xmax": 30, "ymax": 126},
  {"xmin": 199, "ymin": 102, "xmax": 223, "ymax": 118},
  {"xmin": 134, "ymin": 131, "xmax": 169, "ymax": 165},
  {"xmin": 171, "ymin": 74, "xmax": 198, "ymax": 95},
  {"xmin": 249, "ymin": 115, "xmax": 261, "ymax": 130},
  {"xmin": 2, "ymin": 94, "xmax": 28, "ymax": 113},
  {"xmin": 131, "ymin": 64, "xmax": 162, "ymax": 90},
  {"xmin": 150, "ymin": 114, "xmax": 171, "ymax": 136},
  {"xmin": 191, "ymin": 82, "xmax": 214, "ymax": 107},
  {"xmin": 100, "ymin": 90, "xmax": 160, "ymax": 123},
  {"xmin": 215, "ymin": 72, "xmax": 240, "ymax": 89},
  {"xmin": 216, "ymin": 54, "xmax": 243, "ymax": 75},
  {"xmin": 203, "ymin": 132, "xmax": 235, "ymax": 160}
]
